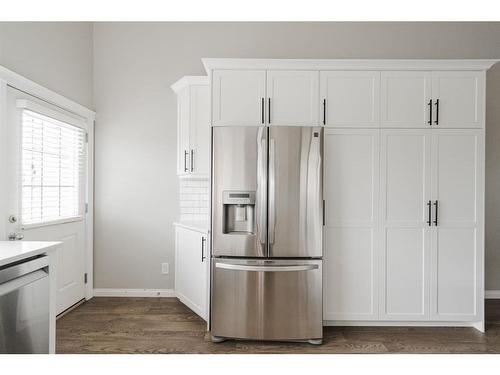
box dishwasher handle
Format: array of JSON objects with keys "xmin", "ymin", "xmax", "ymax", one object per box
[
  {"xmin": 0, "ymin": 269, "xmax": 48, "ymax": 297},
  {"xmin": 0, "ymin": 256, "xmax": 49, "ymax": 285}
]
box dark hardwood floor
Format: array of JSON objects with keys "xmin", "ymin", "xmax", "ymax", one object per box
[{"xmin": 56, "ymin": 297, "xmax": 500, "ymax": 354}]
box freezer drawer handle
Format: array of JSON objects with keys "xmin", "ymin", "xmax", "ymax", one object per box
[{"xmin": 215, "ymin": 263, "xmax": 318, "ymax": 272}]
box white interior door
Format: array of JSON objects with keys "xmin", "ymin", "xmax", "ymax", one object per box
[
  {"xmin": 266, "ymin": 70, "xmax": 319, "ymax": 126},
  {"xmin": 320, "ymin": 71, "xmax": 380, "ymax": 127},
  {"xmin": 4, "ymin": 87, "xmax": 88, "ymax": 315},
  {"xmin": 323, "ymin": 129, "xmax": 379, "ymax": 320},
  {"xmin": 431, "ymin": 71, "xmax": 484, "ymax": 128},
  {"xmin": 430, "ymin": 129, "xmax": 483, "ymax": 321},
  {"xmin": 212, "ymin": 70, "xmax": 266, "ymax": 126},
  {"xmin": 381, "ymin": 71, "xmax": 432, "ymax": 128},
  {"xmin": 379, "ymin": 129, "xmax": 431, "ymax": 320}
]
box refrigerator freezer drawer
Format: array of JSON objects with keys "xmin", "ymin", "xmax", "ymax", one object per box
[{"xmin": 211, "ymin": 258, "xmax": 322, "ymax": 341}]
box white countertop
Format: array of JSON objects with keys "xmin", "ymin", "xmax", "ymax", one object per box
[
  {"xmin": 0, "ymin": 241, "xmax": 61, "ymax": 267},
  {"xmin": 173, "ymin": 221, "xmax": 209, "ymax": 234}
]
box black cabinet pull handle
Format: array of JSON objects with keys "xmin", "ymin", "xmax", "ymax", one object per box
[
  {"xmin": 261, "ymin": 98, "xmax": 265, "ymax": 124},
  {"xmin": 428, "ymin": 99, "xmax": 433, "ymax": 126},
  {"xmin": 323, "ymin": 200, "xmax": 326, "ymax": 226},
  {"xmin": 323, "ymin": 99, "xmax": 326, "ymax": 125},
  {"xmin": 184, "ymin": 150, "xmax": 188, "ymax": 172},
  {"xmin": 427, "ymin": 200, "xmax": 432, "ymax": 226},
  {"xmin": 201, "ymin": 237, "xmax": 206, "ymax": 262},
  {"xmin": 190, "ymin": 150, "xmax": 194, "ymax": 172},
  {"xmin": 434, "ymin": 99, "xmax": 439, "ymax": 125},
  {"xmin": 268, "ymin": 98, "xmax": 271, "ymax": 124},
  {"xmin": 433, "ymin": 200, "xmax": 439, "ymax": 226}
]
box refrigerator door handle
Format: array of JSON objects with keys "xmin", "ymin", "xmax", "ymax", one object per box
[
  {"xmin": 268, "ymin": 138, "xmax": 276, "ymax": 246},
  {"xmin": 257, "ymin": 132, "xmax": 267, "ymax": 247},
  {"xmin": 215, "ymin": 263, "xmax": 318, "ymax": 272}
]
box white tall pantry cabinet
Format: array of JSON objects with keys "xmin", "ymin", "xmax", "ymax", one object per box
[
  {"xmin": 172, "ymin": 76, "xmax": 211, "ymax": 323},
  {"xmin": 202, "ymin": 59, "xmax": 496, "ymax": 332}
]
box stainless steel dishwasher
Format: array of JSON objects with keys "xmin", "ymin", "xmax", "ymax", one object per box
[{"xmin": 0, "ymin": 255, "xmax": 50, "ymax": 354}]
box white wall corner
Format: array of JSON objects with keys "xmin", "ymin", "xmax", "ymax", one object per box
[
  {"xmin": 485, "ymin": 290, "xmax": 500, "ymax": 299},
  {"xmin": 93, "ymin": 288, "xmax": 176, "ymax": 298}
]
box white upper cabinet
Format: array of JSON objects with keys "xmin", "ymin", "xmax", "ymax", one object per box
[
  {"xmin": 431, "ymin": 72, "xmax": 484, "ymax": 128},
  {"xmin": 189, "ymin": 85, "xmax": 210, "ymax": 176},
  {"xmin": 177, "ymin": 87, "xmax": 191, "ymax": 175},
  {"xmin": 381, "ymin": 71, "xmax": 485, "ymax": 129},
  {"xmin": 266, "ymin": 70, "xmax": 319, "ymax": 126},
  {"xmin": 381, "ymin": 71, "xmax": 432, "ymax": 128},
  {"xmin": 379, "ymin": 129, "xmax": 431, "ymax": 321},
  {"xmin": 172, "ymin": 76, "xmax": 210, "ymax": 177},
  {"xmin": 320, "ymin": 71, "xmax": 380, "ymax": 127},
  {"xmin": 430, "ymin": 130, "xmax": 482, "ymax": 321},
  {"xmin": 212, "ymin": 70, "xmax": 266, "ymax": 126}
]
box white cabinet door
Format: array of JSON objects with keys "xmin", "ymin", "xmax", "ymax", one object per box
[
  {"xmin": 175, "ymin": 227, "xmax": 208, "ymax": 321},
  {"xmin": 381, "ymin": 71, "xmax": 432, "ymax": 128},
  {"xmin": 431, "ymin": 72, "xmax": 484, "ymax": 128},
  {"xmin": 177, "ymin": 87, "xmax": 191, "ymax": 175},
  {"xmin": 266, "ymin": 70, "xmax": 319, "ymax": 126},
  {"xmin": 212, "ymin": 70, "xmax": 266, "ymax": 126},
  {"xmin": 320, "ymin": 71, "xmax": 380, "ymax": 128},
  {"xmin": 430, "ymin": 130, "xmax": 483, "ymax": 321},
  {"xmin": 189, "ymin": 85, "xmax": 210, "ymax": 176},
  {"xmin": 323, "ymin": 129, "xmax": 379, "ymax": 320},
  {"xmin": 379, "ymin": 130, "xmax": 431, "ymax": 320}
]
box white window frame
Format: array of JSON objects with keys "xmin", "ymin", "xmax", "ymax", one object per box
[{"xmin": 17, "ymin": 100, "xmax": 87, "ymax": 229}]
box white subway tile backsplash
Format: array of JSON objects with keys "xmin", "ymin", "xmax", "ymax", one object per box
[{"xmin": 179, "ymin": 178, "xmax": 209, "ymax": 221}]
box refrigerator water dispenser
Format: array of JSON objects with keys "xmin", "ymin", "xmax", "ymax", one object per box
[{"xmin": 222, "ymin": 191, "xmax": 256, "ymax": 234}]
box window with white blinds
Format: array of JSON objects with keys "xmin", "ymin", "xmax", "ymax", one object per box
[{"xmin": 21, "ymin": 109, "xmax": 86, "ymax": 226}]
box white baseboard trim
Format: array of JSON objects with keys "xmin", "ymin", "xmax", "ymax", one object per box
[
  {"xmin": 93, "ymin": 288, "xmax": 176, "ymax": 298},
  {"xmin": 485, "ymin": 290, "xmax": 500, "ymax": 299}
]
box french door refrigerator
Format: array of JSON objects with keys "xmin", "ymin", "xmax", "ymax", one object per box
[{"xmin": 211, "ymin": 126, "xmax": 323, "ymax": 344}]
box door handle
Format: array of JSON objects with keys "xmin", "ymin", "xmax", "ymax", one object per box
[
  {"xmin": 215, "ymin": 263, "xmax": 319, "ymax": 272},
  {"xmin": 427, "ymin": 200, "xmax": 432, "ymax": 226},
  {"xmin": 434, "ymin": 99, "xmax": 440, "ymax": 125},
  {"xmin": 190, "ymin": 149, "xmax": 194, "ymax": 172},
  {"xmin": 428, "ymin": 99, "xmax": 433, "ymax": 126},
  {"xmin": 261, "ymin": 97, "xmax": 265, "ymax": 124},
  {"xmin": 433, "ymin": 200, "xmax": 439, "ymax": 226},
  {"xmin": 7, "ymin": 232, "xmax": 24, "ymax": 241},
  {"xmin": 323, "ymin": 99, "xmax": 326, "ymax": 125},
  {"xmin": 268, "ymin": 98, "xmax": 271, "ymax": 124},
  {"xmin": 201, "ymin": 237, "xmax": 206, "ymax": 262},
  {"xmin": 184, "ymin": 150, "xmax": 188, "ymax": 172}
]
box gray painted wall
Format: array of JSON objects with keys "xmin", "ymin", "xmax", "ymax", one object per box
[
  {"xmin": 93, "ymin": 22, "xmax": 500, "ymax": 291},
  {"xmin": 0, "ymin": 22, "xmax": 93, "ymax": 107}
]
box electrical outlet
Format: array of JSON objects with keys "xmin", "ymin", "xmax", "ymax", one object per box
[{"xmin": 161, "ymin": 263, "xmax": 169, "ymax": 274}]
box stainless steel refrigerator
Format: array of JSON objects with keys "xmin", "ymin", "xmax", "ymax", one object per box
[{"xmin": 210, "ymin": 126, "xmax": 323, "ymax": 344}]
